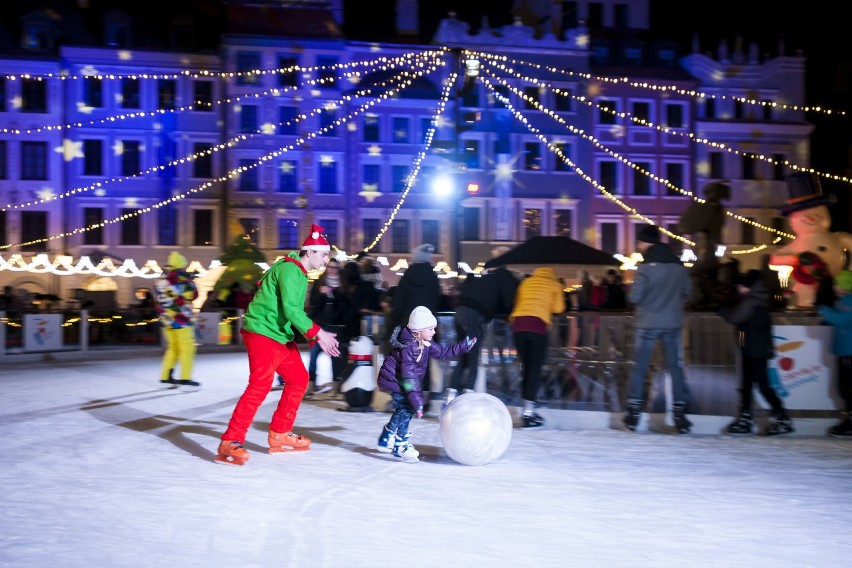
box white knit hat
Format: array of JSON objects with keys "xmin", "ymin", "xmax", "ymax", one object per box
[{"xmin": 408, "ymin": 305, "xmax": 437, "ymax": 331}]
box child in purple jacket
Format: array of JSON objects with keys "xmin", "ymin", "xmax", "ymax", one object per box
[{"xmin": 376, "ymin": 306, "xmax": 476, "ymax": 461}]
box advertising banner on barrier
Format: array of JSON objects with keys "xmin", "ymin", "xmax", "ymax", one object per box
[
  {"xmin": 760, "ymin": 325, "xmax": 839, "ymax": 411},
  {"xmin": 24, "ymin": 314, "xmax": 63, "ymax": 352},
  {"xmin": 195, "ymin": 312, "xmax": 222, "ymax": 345}
]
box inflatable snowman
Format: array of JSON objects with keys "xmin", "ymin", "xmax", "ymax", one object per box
[{"xmin": 770, "ymin": 172, "xmax": 852, "ymax": 307}]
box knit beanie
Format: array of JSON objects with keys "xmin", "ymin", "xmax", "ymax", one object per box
[
  {"xmin": 408, "ymin": 305, "xmax": 437, "ymax": 331},
  {"xmin": 167, "ymin": 251, "xmax": 188, "ymax": 270},
  {"xmin": 836, "ymin": 270, "xmax": 852, "ymax": 293}
]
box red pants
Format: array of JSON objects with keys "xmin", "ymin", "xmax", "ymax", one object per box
[{"xmin": 221, "ymin": 330, "xmax": 310, "ymax": 443}]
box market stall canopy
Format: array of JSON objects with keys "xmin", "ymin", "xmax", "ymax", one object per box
[{"xmin": 482, "ymin": 236, "xmax": 620, "ymax": 284}]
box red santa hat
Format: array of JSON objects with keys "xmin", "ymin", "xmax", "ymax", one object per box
[{"xmin": 301, "ymin": 224, "xmax": 330, "ymax": 252}]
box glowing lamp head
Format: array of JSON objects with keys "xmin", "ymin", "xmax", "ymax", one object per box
[{"xmin": 466, "ymin": 182, "xmax": 479, "ymax": 195}]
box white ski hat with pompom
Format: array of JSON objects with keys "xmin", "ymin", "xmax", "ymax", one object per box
[{"xmin": 408, "ymin": 306, "xmax": 437, "ymax": 331}]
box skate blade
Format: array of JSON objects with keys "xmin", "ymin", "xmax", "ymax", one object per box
[
  {"xmin": 268, "ymin": 446, "xmax": 311, "ymax": 454},
  {"xmin": 376, "ymin": 446, "xmax": 393, "ymax": 454},
  {"xmin": 214, "ymin": 455, "xmax": 247, "ymax": 466}
]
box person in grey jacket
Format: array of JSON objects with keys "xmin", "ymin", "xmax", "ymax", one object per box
[
  {"xmin": 719, "ymin": 269, "xmax": 794, "ymax": 436},
  {"xmin": 624, "ymin": 225, "xmax": 693, "ymax": 433},
  {"xmin": 376, "ymin": 306, "xmax": 475, "ymax": 461}
]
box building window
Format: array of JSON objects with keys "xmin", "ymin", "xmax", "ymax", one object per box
[
  {"xmin": 21, "ymin": 79, "xmax": 47, "ymax": 113},
  {"xmin": 524, "ymin": 142, "xmax": 542, "ymax": 171},
  {"xmin": 0, "ymin": 141, "xmax": 6, "ymax": 179},
  {"xmin": 278, "ymin": 106, "xmax": 298, "ymax": 135},
  {"xmin": 462, "ymin": 207, "xmax": 479, "ymax": 240},
  {"xmin": 491, "ymin": 84, "xmax": 509, "ymax": 108},
  {"xmin": 0, "ymin": 77, "xmax": 5, "ymax": 111},
  {"xmin": 709, "ymin": 152, "xmax": 724, "ymax": 178},
  {"xmin": 20, "ymin": 211, "xmax": 47, "ymax": 252},
  {"xmin": 461, "ymin": 83, "xmax": 479, "ymax": 107},
  {"xmin": 362, "ymin": 164, "xmax": 381, "ymax": 193},
  {"xmin": 742, "ymin": 154, "xmax": 756, "ymax": 180},
  {"xmin": 120, "ymin": 140, "xmax": 141, "ymax": 176},
  {"xmin": 193, "ymin": 81, "xmax": 213, "ymax": 112},
  {"xmin": 762, "ymin": 100, "xmax": 773, "ymax": 121},
  {"xmin": 316, "ymin": 56, "xmax": 338, "ymax": 88},
  {"xmin": 192, "ymin": 143, "xmax": 213, "ymax": 178},
  {"xmin": 631, "ymin": 101, "xmax": 650, "ymax": 122},
  {"xmin": 320, "ymin": 108, "xmax": 337, "ymax": 136},
  {"xmin": 524, "ymin": 87, "xmax": 540, "ymax": 110},
  {"xmin": 599, "ymin": 160, "xmax": 618, "ymax": 194},
  {"xmin": 554, "ymin": 89, "xmax": 572, "ymax": 112},
  {"xmin": 624, "ymin": 46, "xmax": 643, "ymax": 65},
  {"xmin": 773, "ymin": 154, "xmax": 786, "ymax": 181},
  {"xmin": 704, "ymin": 98, "xmax": 716, "ymax": 119},
  {"xmin": 734, "ymin": 99, "xmax": 745, "ymax": 119},
  {"xmin": 392, "ymin": 165, "xmax": 408, "ymax": 192},
  {"xmin": 555, "ymin": 209, "xmax": 572, "ymax": 237},
  {"xmin": 523, "ymin": 208, "xmax": 542, "ymax": 239},
  {"xmin": 600, "ymin": 222, "xmax": 618, "ymax": 255},
  {"xmin": 120, "ymin": 208, "xmax": 141, "ymax": 245},
  {"xmin": 278, "ymin": 218, "xmax": 299, "ymax": 249},
  {"xmin": 422, "ymin": 220, "xmax": 440, "ymax": 252},
  {"xmin": 277, "ymin": 56, "xmax": 298, "ymax": 87},
  {"xmin": 742, "ymin": 217, "xmax": 756, "ymax": 244},
  {"xmin": 666, "ymin": 222, "xmax": 682, "ymax": 255},
  {"xmin": 193, "ymin": 209, "xmax": 214, "ymax": 246},
  {"xmin": 277, "ymin": 159, "xmax": 298, "ymax": 192},
  {"xmin": 121, "ymin": 78, "xmax": 140, "ymax": 109},
  {"xmin": 83, "ymin": 208, "xmax": 104, "ymax": 245},
  {"xmin": 317, "ymin": 219, "xmax": 338, "ymax": 247},
  {"xmin": 553, "ymin": 142, "xmax": 571, "ymax": 171},
  {"xmin": 239, "ymin": 218, "xmax": 260, "ymax": 246},
  {"xmin": 158, "ymin": 79, "xmax": 176, "ymax": 110},
  {"xmin": 170, "ymin": 18, "xmax": 194, "ymax": 50},
  {"xmin": 665, "ymin": 162, "xmax": 684, "ymax": 196},
  {"xmin": 318, "ymin": 160, "xmax": 337, "ymax": 193},
  {"xmin": 614, "ymin": 3, "xmax": 630, "ymax": 28},
  {"xmin": 105, "ymin": 21, "xmax": 130, "ymax": 47},
  {"xmin": 391, "ymin": 219, "xmax": 409, "ymax": 253},
  {"xmin": 462, "ymin": 139, "xmax": 480, "ymax": 169},
  {"xmin": 237, "ymin": 159, "xmax": 258, "ymax": 191},
  {"xmin": 83, "ymin": 139, "xmax": 103, "ymax": 176},
  {"xmin": 665, "ymin": 103, "xmax": 684, "ymax": 128},
  {"xmin": 0, "ymin": 211, "xmax": 6, "ymax": 246},
  {"xmin": 598, "ymin": 100, "xmax": 617, "ymax": 124},
  {"xmin": 420, "ymin": 117, "xmax": 434, "ymax": 143},
  {"xmin": 237, "ymin": 52, "xmax": 262, "ymax": 86},
  {"xmin": 392, "ymin": 117, "xmax": 410, "ymax": 143},
  {"xmin": 633, "ymin": 163, "xmax": 651, "ymax": 195},
  {"xmin": 362, "ymin": 219, "xmax": 380, "ymax": 250},
  {"xmin": 23, "ymin": 22, "xmax": 50, "ymax": 51},
  {"xmin": 240, "ymin": 105, "xmax": 258, "ymax": 133},
  {"xmin": 771, "ymin": 216, "xmax": 787, "ymax": 236},
  {"xmin": 83, "ymin": 77, "xmax": 103, "ymax": 108},
  {"xmin": 561, "ymin": 1, "xmax": 578, "ymax": 29},
  {"xmin": 363, "ymin": 115, "xmax": 380, "ymax": 142},
  {"xmin": 21, "ymin": 141, "xmax": 48, "ymax": 180}
]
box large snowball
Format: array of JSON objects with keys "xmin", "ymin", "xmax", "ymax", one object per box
[{"xmin": 439, "ymin": 392, "xmax": 513, "ymax": 466}]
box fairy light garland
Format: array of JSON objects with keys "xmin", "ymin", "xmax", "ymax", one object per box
[
  {"xmin": 1, "ymin": 52, "xmax": 442, "ymax": 213},
  {"xmin": 2, "ymin": 60, "xmax": 445, "ymax": 250},
  {"xmin": 480, "ymin": 61, "xmax": 796, "ymax": 241}
]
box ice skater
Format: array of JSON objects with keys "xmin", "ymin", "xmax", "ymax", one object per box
[
  {"xmin": 154, "ymin": 251, "xmax": 200, "ymax": 389},
  {"xmin": 216, "ymin": 225, "xmax": 340, "ymax": 466},
  {"xmin": 376, "ymin": 306, "xmax": 476, "ymax": 462}
]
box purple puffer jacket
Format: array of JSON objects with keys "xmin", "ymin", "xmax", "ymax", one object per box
[{"xmin": 377, "ymin": 326, "xmax": 472, "ymax": 410}]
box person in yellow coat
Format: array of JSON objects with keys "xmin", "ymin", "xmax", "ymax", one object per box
[
  {"xmin": 508, "ymin": 267, "xmax": 566, "ymax": 427},
  {"xmin": 154, "ymin": 251, "xmax": 200, "ymax": 389}
]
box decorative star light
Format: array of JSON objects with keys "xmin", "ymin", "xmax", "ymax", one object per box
[
  {"xmin": 261, "ymin": 122, "xmax": 276, "ymax": 135},
  {"xmin": 113, "ymin": 141, "xmax": 124, "ymax": 156},
  {"xmin": 123, "ymin": 197, "xmax": 139, "ymax": 207},
  {"xmin": 575, "ymin": 33, "xmax": 589, "ymax": 48},
  {"xmin": 55, "ymin": 139, "xmax": 84, "ymax": 161},
  {"xmin": 367, "ymin": 144, "xmax": 382, "ymax": 156},
  {"xmin": 117, "ymin": 50, "xmax": 132, "ymax": 61},
  {"xmin": 349, "ymin": 76, "xmax": 361, "ymax": 86},
  {"xmin": 80, "ymin": 65, "xmax": 98, "ymax": 76},
  {"xmin": 587, "ymin": 82, "xmax": 602, "ymax": 97},
  {"xmin": 323, "ymin": 102, "xmax": 339, "ymax": 111},
  {"xmin": 347, "ymin": 122, "xmax": 358, "ymax": 131},
  {"xmin": 76, "ymin": 102, "xmax": 95, "ymax": 115},
  {"xmin": 583, "ymin": 226, "xmax": 598, "ymax": 244},
  {"xmin": 11, "ymin": 95, "xmax": 22, "ymax": 110},
  {"xmin": 279, "ymin": 161, "xmax": 294, "ymax": 174},
  {"xmin": 609, "ymin": 125, "xmax": 625, "ymax": 138},
  {"xmin": 359, "ymin": 184, "xmax": 381, "ymax": 202},
  {"xmin": 319, "ymin": 155, "xmax": 335, "ymax": 166},
  {"xmin": 37, "ymin": 187, "xmax": 56, "ymax": 201},
  {"xmin": 94, "ymin": 188, "xmax": 107, "ymax": 197},
  {"xmin": 394, "ymin": 129, "xmax": 407, "ymax": 139}
]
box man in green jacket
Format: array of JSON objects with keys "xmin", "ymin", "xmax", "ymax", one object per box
[{"xmin": 216, "ymin": 225, "xmax": 340, "ymax": 466}]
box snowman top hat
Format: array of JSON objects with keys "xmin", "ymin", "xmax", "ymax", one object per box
[{"xmin": 782, "ymin": 172, "xmax": 836, "ymax": 216}]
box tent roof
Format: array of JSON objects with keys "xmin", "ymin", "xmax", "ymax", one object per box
[{"xmin": 483, "ymin": 236, "xmax": 617, "ymax": 269}]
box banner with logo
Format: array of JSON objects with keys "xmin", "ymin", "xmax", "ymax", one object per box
[
  {"xmin": 24, "ymin": 314, "xmax": 63, "ymax": 352},
  {"xmin": 195, "ymin": 312, "xmax": 223, "ymax": 345},
  {"xmin": 758, "ymin": 325, "xmax": 839, "ymax": 411}
]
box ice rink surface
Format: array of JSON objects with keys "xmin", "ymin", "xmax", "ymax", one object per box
[{"xmin": 2, "ymin": 350, "xmax": 852, "ymax": 568}]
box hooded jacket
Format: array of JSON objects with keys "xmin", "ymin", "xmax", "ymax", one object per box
[
  {"xmin": 629, "ymin": 243, "xmax": 691, "ymax": 330},
  {"xmin": 377, "ymin": 326, "xmax": 472, "ymax": 410},
  {"xmin": 155, "ymin": 269, "xmax": 198, "ymax": 329},
  {"xmin": 392, "ymin": 261, "xmax": 441, "ymax": 324},
  {"xmin": 509, "ymin": 267, "xmax": 565, "ymax": 327},
  {"xmin": 719, "ymin": 280, "xmax": 774, "ymax": 358},
  {"xmin": 457, "ymin": 267, "xmax": 519, "ymax": 321}
]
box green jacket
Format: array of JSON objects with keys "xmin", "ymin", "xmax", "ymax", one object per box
[{"xmin": 243, "ymin": 252, "xmax": 321, "ymax": 344}]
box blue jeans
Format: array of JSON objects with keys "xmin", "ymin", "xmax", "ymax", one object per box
[
  {"xmin": 385, "ymin": 392, "xmax": 414, "ymax": 438},
  {"xmin": 627, "ymin": 328, "xmax": 690, "ymax": 406}
]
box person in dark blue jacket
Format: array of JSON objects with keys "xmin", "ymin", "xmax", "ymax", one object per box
[{"xmin": 375, "ymin": 306, "xmax": 475, "ymax": 461}]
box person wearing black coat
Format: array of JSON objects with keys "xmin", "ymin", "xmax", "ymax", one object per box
[
  {"xmin": 719, "ymin": 269, "xmax": 794, "ymax": 436},
  {"xmin": 446, "ymin": 267, "xmax": 519, "ymax": 403}
]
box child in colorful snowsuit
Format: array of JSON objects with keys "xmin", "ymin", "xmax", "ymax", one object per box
[
  {"xmin": 154, "ymin": 251, "xmax": 199, "ymax": 389},
  {"xmin": 216, "ymin": 225, "xmax": 340, "ymax": 466},
  {"xmin": 376, "ymin": 306, "xmax": 476, "ymax": 461}
]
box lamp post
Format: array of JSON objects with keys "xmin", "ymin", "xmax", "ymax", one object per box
[{"xmin": 451, "ymin": 49, "xmax": 480, "ymax": 274}]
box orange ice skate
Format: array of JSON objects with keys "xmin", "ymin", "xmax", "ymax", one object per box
[
  {"xmin": 268, "ymin": 430, "xmax": 311, "ymax": 453},
  {"xmin": 215, "ymin": 440, "xmax": 249, "ymax": 466}
]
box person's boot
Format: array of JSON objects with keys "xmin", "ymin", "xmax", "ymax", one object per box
[
  {"xmin": 672, "ymin": 402, "xmax": 692, "ymax": 434},
  {"xmin": 268, "ymin": 430, "xmax": 311, "ymax": 453},
  {"xmin": 393, "ymin": 432, "xmax": 419, "ymax": 462},
  {"xmin": 766, "ymin": 411, "xmax": 794, "ymax": 436},
  {"xmin": 726, "ymin": 411, "xmax": 754, "ymax": 434},
  {"xmin": 828, "ymin": 415, "xmax": 852, "ymax": 437},
  {"xmin": 623, "ymin": 402, "xmax": 642, "ymax": 431},
  {"xmin": 215, "ymin": 440, "xmax": 249, "ymax": 466},
  {"xmin": 376, "ymin": 425, "xmax": 395, "ymax": 453}
]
